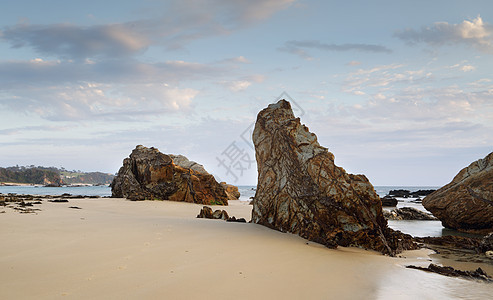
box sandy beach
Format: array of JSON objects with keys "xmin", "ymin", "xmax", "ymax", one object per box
[{"xmin": 1, "ymin": 198, "xmax": 492, "ymax": 300}]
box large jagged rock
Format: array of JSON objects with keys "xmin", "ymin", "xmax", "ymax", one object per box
[
  {"xmin": 111, "ymin": 145, "xmax": 228, "ymax": 205},
  {"xmin": 252, "ymin": 100, "xmax": 417, "ymax": 255},
  {"xmin": 423, "ymin": 152, "xmax": 493, "ymax": 233}
]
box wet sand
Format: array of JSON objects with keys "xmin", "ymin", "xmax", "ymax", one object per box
[{"xmin": 1, "ymin": 199, "xmax": 492, "ymax": 299}]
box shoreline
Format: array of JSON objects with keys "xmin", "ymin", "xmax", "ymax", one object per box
[
  {"xmin": 0, "ymin": 182, "xmax": 42, "ymax": 187},
  {"xmin": 0, "ymin": 183, "xmax": 108, "ymax": 187},
  {"xmin": 1, "ymin": 198, "xmax": 492, "ymax": 299}
]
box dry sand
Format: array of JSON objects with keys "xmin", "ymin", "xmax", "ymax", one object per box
[{"xmin": 1, "ymin": 198, "xmax": 492, "ymax": 300}]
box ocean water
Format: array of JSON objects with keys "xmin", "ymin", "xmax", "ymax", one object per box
[
  {"xmin": 1, "ymin": 184, "xmax": 452, "ymax": 237},
  {"xmin": 0, "ymin": 185, "xmax": 436, "ymax": 199}
]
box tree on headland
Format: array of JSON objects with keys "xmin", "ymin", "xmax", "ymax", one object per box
[{"xmin": 0, "ymin": 165, "xmax": 114, "ymax": 185}]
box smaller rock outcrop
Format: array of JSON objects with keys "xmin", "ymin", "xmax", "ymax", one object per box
[
  {"xmin": 197, "ymin": 206, "xmax": 247, "ymax": 222},
  {"xmin": 389, "ymin": 189, "xmax": 435, "ymax": 198},
  {"xmin": 220, "ymin": 182, "xmax": 240, "ymax": 200},
  {"xmin": 406, "ymin": 264, "xmax": 491, "ymax": 282},
  {"xmin": 226, "ymin": 216, "xmax": 247, "ymax": 223},
  {"xmin": 383, "ymin": 207, "xmax": 437, "ymax": 220},
  {"xmin": 111, "ymin": 146, "xmax": 228, "ymax": 205},
  {"xmin": 478, "ymin": 232, "xmax": 493, "ymax": 253},
  {"xmin": 197, "ymin": 206, "xmax": 229, "ymax": 220},
  {"xmin": 423, "ymin": 152, "xmax": 493, "ymax": 233},
  {"xmin": 381, "ymin": 195, "xmax": 398, "ymax": 207}
]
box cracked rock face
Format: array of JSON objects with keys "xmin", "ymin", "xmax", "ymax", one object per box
[
  {"xmin": 111, "ymin": 145, "xmax": 228, "ymax": 205},
  {"xmin": 423, "ymin": 152, "xmax": 493, "ymax": 233},
  {"xmin": 252, "ymin": 100, "xmax": 416, "ymax": 255}
]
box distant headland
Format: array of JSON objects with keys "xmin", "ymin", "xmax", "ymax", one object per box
[{"xmin": 0, "ymin": 165, "xmax": 114, "ymax": 186}]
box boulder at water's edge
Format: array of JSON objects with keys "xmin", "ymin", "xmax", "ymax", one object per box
[
  {"xmin": 252, "ymin": 100, "xmax": 416, "ymax": 255},
  {"xmin": 423, "ymin": 152, "xmax": 493, "ymax": 233},
  {"xmin": 111, "ymin": 145, "xmax": 229, "ymax": 205}
]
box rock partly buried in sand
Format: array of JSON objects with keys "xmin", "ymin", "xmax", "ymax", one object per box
[
  {"xmin": 220, "ymin": 182, "xmax": 241, "ymax": 200},
  {"xmin": 197, "ymin": 206, "xmax": 229, "ymax": 220},
  {"xmin": 406, "ymin": 264, "xmax": 492, "ymax": 282},
  {"xmin": 197, "ymin": 206, "xmax": 247, "ymax": 222},
  {"xmin": 414, "ymin": 235, "xmax": 482, "ymax": 251},
  {"xmin": 111, "ymin": 145, "xmax": 228, "ymax": 205},
  {"xmin": 49, "ymin": 199, "xmax": 69, "ymax": 203},
  {"xmin": 252, "ymin": 99, "xmax": 416, "ymax": 256},
  {"xmin": 422, "ymin": 152, "xmax": 493, "ymax": 233},
  {"xmin": 383, "ymin": 207, "xmax": 437, "ymax": 220}
]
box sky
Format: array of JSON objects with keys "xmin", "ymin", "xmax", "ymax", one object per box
[{"xmin": 0, "ymin": 0, "xmax": 492, "ymax": 186}]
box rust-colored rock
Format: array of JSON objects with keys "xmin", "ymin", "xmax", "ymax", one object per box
[
  {"xmin": 220, "ymin": 182, "xmax": 241, "ymax": 200},
  {"xmin": 423, "ymin": 152, "xmax": 493, "ymax": 233},
  {"xmin": 252, "ymin": 100, "xmax": 416, "ymax": 255},
  {"xmin": 111, "ymin": 145, "xmax": 228, "ymax": 205},
  {"xmin": 196, "ymin": 206, "xmax": 246, "ymax": 222},
  {"xmin": 196, "ymin": 206, "xmax": 229, "ymax": 220}
]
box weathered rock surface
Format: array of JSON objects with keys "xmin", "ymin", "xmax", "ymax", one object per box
[
  {"xmin": 383, "ymin": 207, "xmax": 437, "ymax": 220},
  {"xmin": 220, "ymin": 182, "xmax": 241, "ymax": 200},
  {"xmin": 479, "ymin": 232, "xmax": 493, "ymax": 253},
  {"xmin": 423, "ymin": 152, "xmax": 493, "ymax": 233},
  {"xmin": 111, "ymin": 145, "xmax": 228, "ymax": 205},
  {"xmin": 252, "ymin": 100, "xmax": 417, "ymax": 255},
  {"xmin": 169, "ymin": 154, "xmax": 208, "ymax": 174}
]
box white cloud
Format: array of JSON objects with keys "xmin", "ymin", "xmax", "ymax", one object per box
[
  {"xmin": 468, "ymin": 78, "xmax": 492, "ymax": 87},
  {"xmin": 0, "ymin": 1, "xmax": 296, "ymax": 59},
  {"xmin": 461, "ymin": 65, "xmax": 475, "ymax": 72},
  {"xmin": 219, "ymin": 80, "xmax": 252, "ymax": 92},
  {"xmin": 322, "ymin": 60, "xmax": 493, "ymax": 163},
  {"xmin": 211, "ymin": 0, "xmax": 296, "ymax": 24},
  {"xmin": 1, "ymin": 23, "xmax": 150, "ymax": 60},
  {"xmin": 347, "ymin": 61, "xmax": 361, "ymax": 66},
  {"xmin": 228, "ymin": 56, "xmax": 250, "ymax": 63},
  {"xmin": 448, "ymin": 61, "xmax": 476, "ymax": 72},
  {"xmin": 217, "ymin": 74, "xmax": 265, "ymax": 92},
  {"xmin": 0, "ymin": 58, "xmax": 225, "ymax": 89},
  {"xmin": 395, "ymin": 16, "xmax": 493, "ymax": 54},
  {"xmin": 342, "ymin": 63, "xmax": 425, "ymax": 94},
  {"xmin": 0, "ymin": 82, "xmax": 198, "ymax": 121}
]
